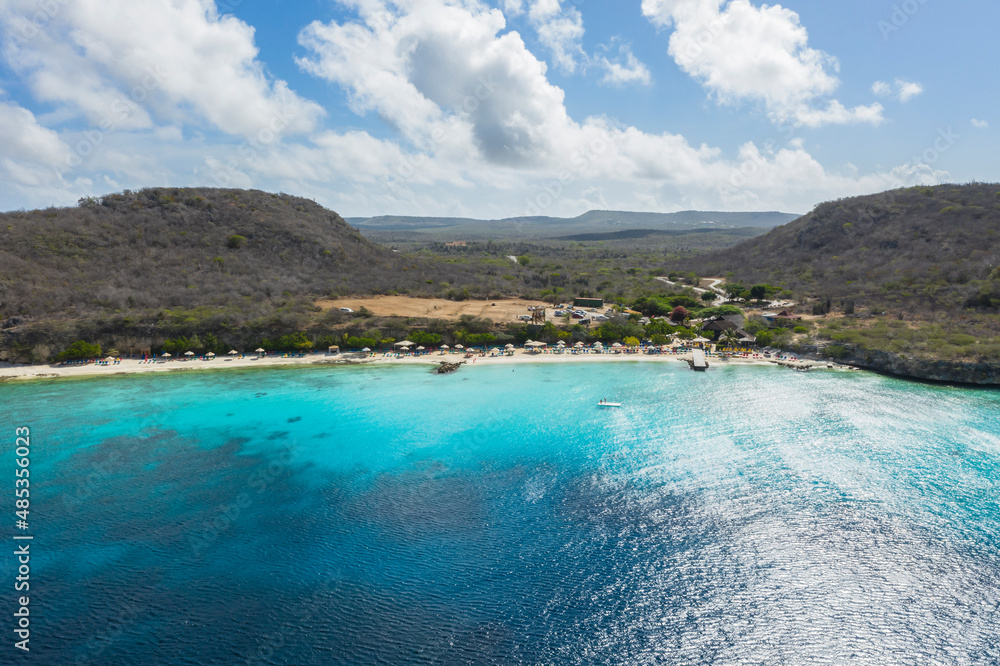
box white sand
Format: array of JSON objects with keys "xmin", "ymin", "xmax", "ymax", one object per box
[{"xmin": 0, "ymin": 349, "xmax": 847, "ymax": 382}]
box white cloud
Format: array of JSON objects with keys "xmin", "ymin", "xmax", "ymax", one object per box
[
  {"xmin": 972, "ymin": 118, "xmax": 989, "ymax": 130},
  {"xmin": 641, "ymin": 0, "xmax": 883, "ymax": 127},
  {"xmin": 872, "ymin": 78, "xmax": 923, "ymax": 103},
  {"xmin": 525, "ymin": 0, "xmax": 586, "ymax": 74},
  {"xmin": 596, "ymin": 43, "xmax": 652, "ymax": 87},
  {"xmin": 0, "ymin": 0, "xmax": 323, "ymax": 137}
]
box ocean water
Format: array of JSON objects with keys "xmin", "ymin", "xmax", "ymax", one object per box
[{"xmin": 1, "ymin": 361, "xmax": 999, "ymax": 665}]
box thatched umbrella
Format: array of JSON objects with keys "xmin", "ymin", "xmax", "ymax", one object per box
[
  {"xmin": 416, "ymin": 346, "xmax": 426, "ymax": 351},
  {"xmin": 505, "ymin": 343, "xmax": 515, "ymax": 349},
  {"xmin": 184, "ymin": 351, "xmax": 195, "ymax": 357},
  {"xmin": 556, "ymin": 340, "xmax": 566, "ymax": 346},
  {"xmin": 161, "ymin": 352, "xmax": 172, "ymax": 358},
  {"xmin": 592, "ymin": 342, "xmax": 603, "ymax": 348},
  {"xmin": 455, "ymin": 344, "xmax": 465, "ymax": 350},
  {"xmin": 574, "ymin": 341, "xmax": 585, "ymax": 348},
  {"xmin": 440, "ymin": 344, "xmax": 450, "ymax": 350},
  {"xmin": 206, "ymin": 352, "xmax": 216, "ymax": 358},
  {"xmin": 255, "ymin": 348, "xmax": 265, "ymax": 353},
  {"xmin": 611, "ymin": 342, "xmax": 623, "ymax": 348},
  {"xmin": 228, "ymin": 350, "xmax": 239, "ymax": 356}
]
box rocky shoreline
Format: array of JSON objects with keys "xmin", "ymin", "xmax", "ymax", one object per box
[{"xmin": 789, "ymin": 344, "xmax": 1000, "ymax": 387}]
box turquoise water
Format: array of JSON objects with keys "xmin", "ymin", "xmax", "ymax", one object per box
[{"xmin": 1, "ymin": 361, "xmax": 999, "ymax": 664}]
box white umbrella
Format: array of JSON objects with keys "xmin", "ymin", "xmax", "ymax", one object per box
[
  {"xmin": 455, "ymin": 344, "xmax": 465, "ymax": 350},
  {"xmin": 693, "ymin": 337, "xmax": 710, "ymax": 343},
  {"xmin": 394, "ymin": 340, "xmax": 414, "ymax": 348},
  {"xmin": 184, "ymin": 351, "xmax": 195, "ymax": 357},
  {"xmin": 556, "ymin": 340, "xmax": 566, "ymax": 346},
  {"xmin": 490, "ymin": 347, "xmax": 501, "ymax": 352},
  {"xmin": 505, "ymin": 343, "xmax": 515, "ymax": 349},
  {"xmin": 416, "ymin": 346, "xmax": 426, "ymax": 351},
  {"xmin": 105, "ymin": 356, "xmax": 116, "ymax": 361},
  {"xmin": 440, "ymin": 344, "xmax": 450, "ymax": 349},
  {"xmin": 362, "ymin": 347, "xmax": 371, "ymax": 352},
  {"xmin": 611, "ymin": 342, "xmax": 623, "ymax": 348},
  {"xmin": 255, "ymin": 348, "xmax": 265, "ymax": 353},
  {"xmin": 206, "ymin": 352, "xmax": 216, "ymax": 357},
  {"xmin": 574, "ymin": 342, "xmax": 585, "ymax": 348},
  {"xmin": 161, "ymin": 352, "xmax": 172, "ymax": 358},
  {"xmin": 228, "ymin": 350, "xmax": 239, "ymax": 356},
  {"xmin": 593, "ymin": 342, "xmax": 603, "ymax": 347}
]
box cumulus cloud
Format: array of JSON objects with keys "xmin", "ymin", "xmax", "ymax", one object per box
[
  {"xmin": 873, "ymin": 79, "xmax": 923, "ymax": 103},
  {"xmin": 971, "ymin": 119, "xmax": 988, "ymax": 129},
  {"xmin": 641, "ymin": 0, "xmax": 883, "ymax": 127},
  {"xmin": 0, "ymin": 0, "xmax": 323, "ymax": 137},
  {"xmin": 525, "ymin": 0, "xmax": 586, "ymax": 74},
  {"xmin": 596, "ymin": 42, "xmax": 652, "ymax": 87}
]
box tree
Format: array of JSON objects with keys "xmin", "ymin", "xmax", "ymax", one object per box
[
  {"xmin": 623, "ymin": 336, "xmax": 641, "ymax": 347},
  {"xmin": 669, "ymin": 306, "xmax": 689, "ymax": 323},
  {"xmin": 701, "ymin": 291, "xmax": 717, "ymax": 303},
  {"xmin": 720, "ymin": 329, "xmax": 740, "ymax": 349},
  {"xmin": 749, "ymin": 284, "xmax": 777, "ymax": 303},
  {"xmin": 55, "ymin": 340, "xmax": 101, "ymax": 362}
]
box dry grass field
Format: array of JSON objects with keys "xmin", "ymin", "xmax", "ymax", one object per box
[{"xmin": 316, "ymin": 296, "xmax": 557, "ymax": 322}]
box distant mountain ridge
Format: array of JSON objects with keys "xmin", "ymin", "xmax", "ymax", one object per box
[{"xmin": 348, "ymin": 209, "xmax": 800, "ymax": 239}]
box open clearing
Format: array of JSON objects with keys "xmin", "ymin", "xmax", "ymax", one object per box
[{"xmin": 316, "ymin": 296, "xmax": 557, "ymax": 322}]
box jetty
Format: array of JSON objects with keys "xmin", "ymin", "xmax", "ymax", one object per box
[
  {"xmin": 436, "ymin": 361, "xmax": 464, "ymax": 374},
  {"xmin": 688, "ymin": 349, "xmax": 709, "ymax": 372}
]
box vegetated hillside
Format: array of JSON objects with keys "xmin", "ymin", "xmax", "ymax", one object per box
[
  {"xmin": 695, "ymin": 184, "xmax": 1000, "ymax": 314},
  {"xmin": 0, "ymin": 187, "xmax": 408, "ymax": 320}
]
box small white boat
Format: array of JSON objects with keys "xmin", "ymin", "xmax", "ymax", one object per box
[{"xmin": 598, "ymin": 402, "xmax": 622, "ymax": 408}]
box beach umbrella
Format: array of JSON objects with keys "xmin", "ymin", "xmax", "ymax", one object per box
[
  {"xmin": 611, "ymin": 342, "xmax": 622, "ymax": 348},
  {"xmin": 394, "ymin": 340, "xmax": 414, "ymax": 348},
  {"xmin": 228, "ymin": 350, "xmax": 239, "ymax": 356},
  {"xmin": 362, "ymin": 347, "xmax": 371, "ymax": 352},
  {"xmin": 255, "ymin": 348, "xmax": 265, "ymax": 353},
  {"xmin": 592, "ymin": 342, "xmax": 603, "ymax": 348},
  {"xmin": 440, "ymin": 344, "xmax": 450, "ymax": 350},
  {"xmin": 416, "ymin": 346, "xmax": 425, "ymax": 351},
  {"xmin": 455, "ymin": 344, "xmax": 465, "ymax": 350},
  {"xmin": 574, "ymin": 341, "xmax": 584, "ymax": 348},
  {"xmin": 556, "ymin": 340, "xmax": 566, "ymax": 346},
  {"xmin": 184, "ymin": 351, "xmax": 195, "ymax": 357},
  {"xmin": 693, "ymin": 337, "xmax": 710, "ymax": 343},
  {"xmin": 206, "ymin": 352, "xmax": 216, "ymax": 357},
  {"xmin": 105, "ymin": 356, "xmax": 116, "ymax": 361},
  {"xmin": 162, "ymin": 352, "xmax": 172, "ymax": 358},
  {"xmin": 525, "ymin": 341, "xmax": 546, "ymax": 348},
  {"xmin": 505, "ymin": 343, "xmax": 515, "ymax": 349},
  {"xmin": 490, "ymin": 347, "xmax": 500, "ymax": 352}
]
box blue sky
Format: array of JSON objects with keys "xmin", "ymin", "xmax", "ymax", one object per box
[{"xmin": 0, "ymin": 0, "xmax": 996, "ymax": 218}]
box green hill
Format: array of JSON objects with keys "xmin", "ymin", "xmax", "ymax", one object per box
[{"xmin": 688, "ymin": 183, "xmax": 1000, "ymax": 378}]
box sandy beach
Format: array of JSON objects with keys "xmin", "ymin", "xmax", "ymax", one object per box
[{"xmin": 0, "ymin": 348, "xmax": 849, "ymax": 382}]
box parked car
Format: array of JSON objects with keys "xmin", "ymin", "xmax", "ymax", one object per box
[
  {"xmin": 339, "ymin": 307, "xmax": 353, "ymax": 313},
  {"xmin": 518, "ymin": 315, "xmax": 532, "ymax": 321},
  {"xmin": 554, "ymin": 310, "xmax": 566, "ymax": 316},
  {"xmin": 593, "ymin": 315, "xmax": 609, "ymax": 322}
]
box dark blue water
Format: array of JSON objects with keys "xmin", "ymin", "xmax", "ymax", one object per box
[{"xmin": 2, "ymin": 362, "xmax": 999, "ymax": 664}]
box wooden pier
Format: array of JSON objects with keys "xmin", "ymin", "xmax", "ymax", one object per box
[{"xmin": 688, "ymin": 349, "xmax": 709, "ymax": 371}]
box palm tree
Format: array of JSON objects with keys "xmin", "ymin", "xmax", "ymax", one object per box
[{"xmin": 721, "ymin": 329, "xmax": 740, "ymax": 350}]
